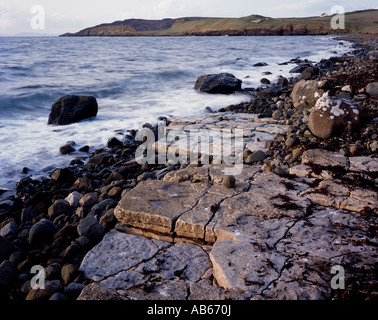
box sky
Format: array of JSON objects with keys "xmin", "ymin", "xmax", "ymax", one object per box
[{"xmin": 0, "ymin": 0, "xmax": 376, "ymax": 35}]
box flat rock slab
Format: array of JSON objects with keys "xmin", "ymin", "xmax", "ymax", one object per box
[
  {"xmin": 349, "ymin": 156, "xmax": 378, "ymax": 172},
  {"xmin": 79, "ymin": 230, "xmax": 226, "ymax": 300},
  {"xmin": 210, "ymin": 240, "xmax": 289, "ymax": 296},
  {"xmin": 301, "ymin": 179, "xmax": 378, "ymax": 212},
  {"xmin": 276, "ymin": 208, "xmax": 378, "ymax": 260},
  {"xmin": 302, "ymin": 149, "xmax": 348, "ymax": 168},
  {"xmin": 114, "ymin": 180, "xmax": 209, "ymax": 234},
  {"xmin": 79, "ymin": 230, "xmax": 162, "ymax": 282}
]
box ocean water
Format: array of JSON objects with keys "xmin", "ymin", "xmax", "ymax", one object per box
[{"xmin": 0, "ymin": 35, "xmax": 351, "ymax": 195}]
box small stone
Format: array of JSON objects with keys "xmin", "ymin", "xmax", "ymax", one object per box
[
  {"xmin": 0, "ymin": 221, "xmax": 19, "ymax": 239},
  {"xmin": 61, "ymin": 263, "xmax": 78, "ymax": 286},
  {"xmin": 49, "ymin": 292, "xmax": 68, "ymax": 300},
  {"xmin": 341, "ymin": 85, "xmax": 353, "ymax": 93},
  {"xmin": 137, "ymin": 172, "xmax": 156, "ymax": 182},
  {"xmin": 63, "ymin": 283, "xmax": 86, "ymax": 300},
  {"xmin": 28, "ymin": 219, "xmax": 56, "ymax": 245},
  {"xmin": 79, "ymin": 193, "xmax": 98, "ymax": 207},
  {"xmin": 222, "ymin": 175, "xmax": 236, "ymax": 189},
  {"xmin": 107, "ymin": 137, "xmax": 123, "ymax": 148},
  {"xmin": 292, "ymin": 147, "xmax": 303, "ymax": 158},
  {"xmin": 246, "ymin": 150, "xmax": 266, "ymax": 164},
  {"xmin": 77, "ymin": 216, "xmax": 105, "ymax": 242},
  {"xmin": 65, "ymin": 191, "xmax": 83, "ymax": 207},
  {"xmin": 21, "ymin": 207, "xmax": 37, "ymax": 223},
  {"xmin": 242, "ymin": 149, "xmax": 252, "ymax": 160},
  {"xmin": 48, "ymin": 199, "xmax": 70, "ymax": 220},
  {"xmin": 272, "ymin": 109, "xmax": 283, "ymax": 120},
  {"xmin": 60, "ymin": 143, "xmax": 75, "ymax": 155},
  {"xmin": 285, "ymin": 136, "xmax": 299, "ymax": 148},
  {"xmin": 0, "ymin": 236, "xmax": 13, "ymax": 260},
  {"xmin": 108, "ymin": 187, "xmax": 123, "ymax": 197},
  {"xmin": 0, "ymin": 260, "xmax": 15, "ymax": 286},
  {"xmin": 260, "ymin": 78, "xmax": 271, "ymax": 84}
]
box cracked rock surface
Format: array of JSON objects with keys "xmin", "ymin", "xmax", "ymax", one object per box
[{"xmin": 79, "ymin": 114, "xmax": 377, "ymax": 301}]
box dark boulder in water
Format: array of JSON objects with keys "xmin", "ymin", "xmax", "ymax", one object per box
[
  {"xmin": 48, "ymin": 95, "xmax": 98, "ymax": 126},
  {"xmin": 194, "ymin": 73, "xmax": 242, "ymax": 94}
]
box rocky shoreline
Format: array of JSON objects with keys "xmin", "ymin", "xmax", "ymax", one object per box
[{"xmin": 0, "ymin": 34, "xmax": 377, "ymax": 301}]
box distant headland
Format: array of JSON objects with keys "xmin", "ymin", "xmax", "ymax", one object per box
[{"xmin": 60, "ymin": 9, "xmax": 378, "ymax": 37}]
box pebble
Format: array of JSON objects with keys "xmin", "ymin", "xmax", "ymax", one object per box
[
  {"xmin": 222, "ymin": 175, "xmax": 236, "ymax": 188},
  {"xmin": 245, "ymin": 150, "xmax": 266, "ymax": 164}
]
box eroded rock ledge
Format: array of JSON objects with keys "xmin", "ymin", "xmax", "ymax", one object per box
[{"xmin": 79, "ymin": 143, "xmax": 377, "ymax": 300}]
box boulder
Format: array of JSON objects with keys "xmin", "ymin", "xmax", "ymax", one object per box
[
  {"xmin": 28, "ymin": 219, "xmax": 56, "ymax": 245},
  {"xmin": 48, "ymin": 199, "xmax": 71, "ymax": 220},
  {"xmin": 308, "ymin": 93, "xmax": 361, "ymax": 139},
  {"xmin": 194, "ymin": 73, "xmax": 242, "ymax": 94},
  {"xmin": 289, "ymin": 63, "xmax": 313, "ymax": 73},
  {"xmin": 48, "ymin": 95, "xmax": 98, "ymax": 126},
  {"xmin": 366, "ymin": 82, "xmax": 378, "ymax": 97},
  {"xmin": 276, "ymin": 76, "xmax": 288, "ymax": 87},
  {"xmin": 290, "ymin": 80, "xmax": 324, "ymax": 109}
]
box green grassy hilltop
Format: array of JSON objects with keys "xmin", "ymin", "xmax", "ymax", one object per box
[{"xmin": 61, "ymin": 9, "xmax": 378, "ymax": 36}]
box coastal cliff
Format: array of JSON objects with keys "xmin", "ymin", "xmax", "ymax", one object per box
[{"xmin": 61, "ymin": 9, "xmax": 378, "ymax": 37}]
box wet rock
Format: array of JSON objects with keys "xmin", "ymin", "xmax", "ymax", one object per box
[
  {"xmin": 89, "ymin": 198, "xmax": 115, "ymax": 217},
  {"xmin": 107, "ymin": 137, "xmax": 123, "ymax": 148},
  {"xmin": 49, "ymin": 292, "xmax": 69, "ymax": 300},
  {"xmin": 63, "ymin": 283, "xmax": 86, "ymax": 300},
  {"xmin": 21, "ymin": 207, "xmax": 37, "ymax": 223},
  {"xmin": 87, "ymin": 152, "xmax": 112, "ymax": 166},
  {"xmin": 260, "ymin": 78, "xmax": 270, "ymax": 84},
  {"xmin": 0, "ymin": 260, "xmax": 15, "ymax": 287},
  {"xmin": 253, "ymin": 62, "xmax": 268, "ymax": 67},
  {"xmin": 77, "ymin": 216, "xmax": 105, "ymax": 242},
  {"xmin": 48, "ymin": 95, "xmax": 98, "ymax": 126},
  {"xmin": 289, "ymin": 63, "xmax": 313, "ymax": 73},
  {"xmin": 308, "ymin": 94, "xmax": 361, "ymax": 139},
  {"xmin": 50, "ymin": 167, "xmax": 75, "ymax": 183},
  {"xmin": 48, "ymin": 199, "xmax": 70, "ymax": 220},
  {"xmin": 28, "ymin": 219, "xmax": 56, "ymax": 245},
  {"xmin": 79, "ymin": 193, "xmax": 98, "ymax": 207},
  {"xmin": 194, "ymin": 73, "xmax": 242, "ymax": 94},
  {"xmin": 60, "ymin": 143, "xmax": 76, "ymax": 155},
  {"xmin": 276, "ymin": 77, "xmax": 288, "ymax": 87},
  {"xmin": 0, "ymin": 221, "xmax": 19, "ymax": 239}
]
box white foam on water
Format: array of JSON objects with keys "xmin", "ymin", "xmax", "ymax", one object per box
[{"xmin": 0, "ymin": 36, "xmax": 352, "ymax": 194}]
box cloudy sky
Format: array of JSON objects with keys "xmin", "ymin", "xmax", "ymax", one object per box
[{"xmin": 0, "ymin": 0, "xmax": 375, "ymax": 35}]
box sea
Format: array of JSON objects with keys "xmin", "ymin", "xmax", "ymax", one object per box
[{"xmin": 0, "ymin": 35, "xmax": 352, "ymax": 198}]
